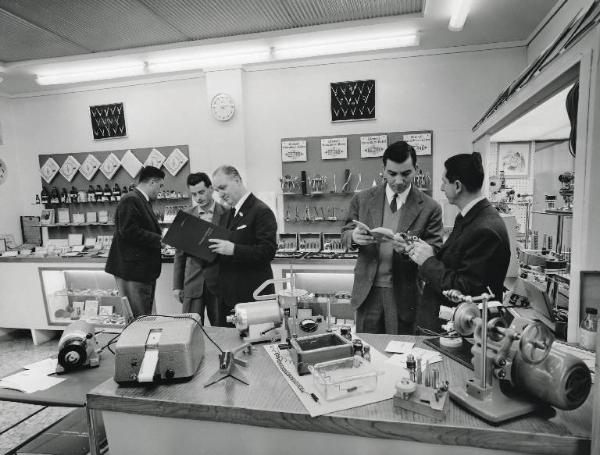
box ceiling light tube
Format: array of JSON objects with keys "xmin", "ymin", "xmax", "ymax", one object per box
[
  {"xmin": 449, "ymin": 0, "xmax": 472, "ymax": 31},
  {"xmin": 147, "ymin": 48, "xmax": 271, "ymax": 73},
  {"xmin": 273, "ymin": 34, "xmax": 419, "ymax": 60},
  {"xmin": 35, "ymin": 62, "xmax": 145, "ymax": 85}
]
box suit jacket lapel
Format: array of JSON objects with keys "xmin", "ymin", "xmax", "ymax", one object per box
[
  {"xmin": 367, "ymin": 185, "xmax": 385, "ymax": 229},
  {"xmin": 439, "ymin": 199, "xmax": 490, "ymax": 254},
  {"xmin": 135, "ymin": 188, "xmax": 160, "ymax": 233},
  {"xmin": 397, "ymin": 186, "xmax": 423, "ymax": 233},
  {"xmin": 229, "ymin": 193, "xmax": 255, "ymax": 229}
]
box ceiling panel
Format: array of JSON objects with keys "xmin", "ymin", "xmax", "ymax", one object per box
[
  {"xmin": 0, "ymin": 0, "xmax": 188, "ymax": 61},
  {"xmin": 0, "ymin": 8, "xmax": 87, "ymax": 61}
]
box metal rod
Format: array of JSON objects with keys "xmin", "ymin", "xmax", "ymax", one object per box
[{"xmin": 480, "ymin": 295, "xmax": 489, "ymax": 389}]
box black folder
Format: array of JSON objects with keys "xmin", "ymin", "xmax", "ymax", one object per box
[{"xmin": 163, "ymin": 210, "xmax": 231, "ymax": 262}]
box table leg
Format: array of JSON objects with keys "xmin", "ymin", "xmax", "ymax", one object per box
[{"xmin": 86, "ymin": 406, "xmax": 105, "ymax": 455}]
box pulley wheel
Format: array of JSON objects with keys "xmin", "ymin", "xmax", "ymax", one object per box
[
  {"xmin": 453, "ymin": 302, "xmax": 479, "ymax": 336},
  {"xmin": 520, "ymin": 321, "xmax": 554, "ymax": 364}
]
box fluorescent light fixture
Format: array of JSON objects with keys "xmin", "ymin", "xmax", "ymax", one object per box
[
  {"xmin": 147, "ymin": 48, "xmax": 271, "ymax": 73},
  {"xmin": 35, "ymin": 61, "xmax": 145, "ymax": 85},
  {"xmin": 273, "ymin": 33, "xmax": 419, "ymax": 60},
  {"xmin": 449, "ymin": 0, "xmax": 472, "ymax": 31}
]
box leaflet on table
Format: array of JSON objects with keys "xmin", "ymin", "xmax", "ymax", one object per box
[
  {"xmin": 0, "ymin": 369, "xmax": 65, "ymax": 393},
  {"xmin": 264, "ymin": 341, "xmax": 406, "ymax": 417}
]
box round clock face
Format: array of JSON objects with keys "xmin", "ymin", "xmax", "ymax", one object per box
[{"xmin": 211, "ymin": 93, "xmax": 235, "ymax": 121}]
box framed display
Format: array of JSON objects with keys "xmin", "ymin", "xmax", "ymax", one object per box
[
  {"xmin": 403, "ymin": 131, "xmax": 433, "ymax": 156},
  {"xmin": 120, "ymin": 150, "xmax": 143, "ymax": 178},
  {"xmin": 144, "ymin": 148, "xmax": 166, "ymax": 169},
  {"xmin": 281, "ymin": 140, "xmax": 307, "ymax": 162},
  {"xmin": 80, "ymin": 154, "xmax": 101, "ymax": 181},
  {"xmin": 100, "ymin": 153, "xmax": 121, "ymax": 179},
  {"xmin": 90, "ymin": 102, "xmax": 126, "ymax": 140},
  {"xmin": 497, "ymin": 142, "xmax": 531, "ymax": 177},
  {"xmin": 163, "ymin": 148, "xmax": 188, "ymax": 176},
  {"xmin": 331, "ymin": 79, "xmax": 375, "ymax": 122},
  {"xmin": 40, "ymin": 209, "xmax": 55, "ymax": 225}
]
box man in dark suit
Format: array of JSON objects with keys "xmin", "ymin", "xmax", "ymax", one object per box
[
  {"xmin": 209, "ymin": 165, "xmax": 277, "ymax": 323},
  {"xmin": 407, "ymin": 152, "xmax": 511, "ymax": 331},
  {"xmin": 106, "ymin": 166, "xmax": 165, "ymax": 317},
  {"xmin": 172, "ymin": 172, "xmax": 229, "ymax": 325},
  {"xmin": 342, "ymin": 141, "xmax": 443, "ymax": 334}
]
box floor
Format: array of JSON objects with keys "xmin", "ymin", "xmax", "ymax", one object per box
[{"xmin": 0, "ymin": 330, "xmax": 74, "ymax": 455}]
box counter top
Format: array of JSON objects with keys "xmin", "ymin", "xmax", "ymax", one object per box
[{"xmin": 87, "ymin": 328, "xmax": 591, "ymax": 455}]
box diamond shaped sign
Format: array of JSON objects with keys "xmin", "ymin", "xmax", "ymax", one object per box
[
  {"xmin": 100, "ymin": 153, "xmax": 121, "ymax": 179},
  {"xmin": 121, "ymin": 150, "xmax": 143, "ymax": 178},
  {"xmin": 59, "ymin": 155, "xmax": 81, "ymax": 182},
  {"xmin": 163, "ymin": 148, "xmax": 188, "ymax": 176},
  {"xmin": 144, "ymin": 148, "xmax": 166, "ymax": 169},
  {"xmin": 40, "ymin": 157, "xmax": 60, "ymax": 184},
  {"xmin": 79, "ymin": 154, "xmax": 101, "ymax": 181}
]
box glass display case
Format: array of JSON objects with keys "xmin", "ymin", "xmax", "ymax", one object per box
[{"xmin": 39, "ymin": 267, "xmax": 132, "ymax": 328}]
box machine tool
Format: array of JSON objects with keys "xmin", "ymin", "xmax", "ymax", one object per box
[
  {"xmin": 444, "ymin": 289, "xmax": 591, "ymax": 423},
  {"xmin": 204, "ymin": 343, "xmax": 252, "ymax": 387},
  {"xmin": 114, "ymin": 313, "xmax": 204, "ymax": 384},
  {"xmin": 227, "ymin": 276, "xmax": 353, "ymax": 375},
  {"xmin": 56, "ymin": 320, "xmax": 99, "ymax": 373}
]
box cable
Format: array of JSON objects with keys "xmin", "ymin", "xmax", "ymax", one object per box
[{"xmin": 415, "ymin": 325, "xmax": 459, "ymax": 338}]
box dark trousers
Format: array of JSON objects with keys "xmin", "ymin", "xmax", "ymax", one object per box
[
  {"xmin": 115, "ymin": 277, "xmax": 156, "ymax": 317},
  {"xmin": 356, "ymin": 286, "xmax": 414, "ymax": 335},
  {"xmin": 182, "ymin": 285, "xmax": 220, "ymax": 326}
]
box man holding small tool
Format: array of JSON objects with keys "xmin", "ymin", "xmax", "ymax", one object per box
[{"xmin": 342, "ymin": 141, "xmax": 443, "ymax": 334}]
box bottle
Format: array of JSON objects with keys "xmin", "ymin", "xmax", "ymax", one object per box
[
  {"xmin": 122, "ymin": 185, "xmax": 129, "ymax": 195},
  {"xmin": 50, "ymin": 187, "xmax": 60, "ymax": 204},
  {"xmin": 579, "ymin": 307, "xmax": 598, "ymax": 351},
  {"xmin": 60, "ymin": 187, "xmax": 69, "ymax": 204},
  {"xmin": 112, "ymin": 183, "xmax": 121, "ymax": 202},
  {"xmin": 103, "ymin": 184, "xmax": 112, "ymax": 202},
  {"xmin": 40, "ymin": 187, "xmax": 49, "ymax": 204},
  {"xmin": 70, "ymin": 186, "xmax": 79, "ymax": 203},
  {"xmin": 35, "ymin": 194, "xmax": 41, "ymax": 204},
  {"xmin": 87, "ymin": 185, "xmax": 96, "ymax": 203},
  {"xmin": 95, "ymin": 185, "xmax": 103, "ymax": 202}
]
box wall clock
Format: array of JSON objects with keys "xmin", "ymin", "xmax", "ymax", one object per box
[{"xmin": 211, "ymin": 93, "xmax": 235, "ymax": 121}]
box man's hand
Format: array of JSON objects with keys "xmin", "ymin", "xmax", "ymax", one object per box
[
  {"xmin": 208, "ymin": 239, "xmax": 235, "ymax": 256},
  {"xmin": 351, "ymin": 226, "xmax": 376, "ymax": 246},
  {"xmin": 406, "ymin": 238, "xmax": 434, "ymax": 266},
  {"xmin": 173, "ymin": 289, "xmax": 184, "ymax": 303},
  {"xmin": 391, "ymin": 233, "xmax": 409, "ymax": 253}
]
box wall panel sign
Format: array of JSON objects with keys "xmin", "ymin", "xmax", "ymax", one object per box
[
  {"xmin": 360, "ymin": 135, "xmax": 388, "ymax": 158},
  {"xmin": 403, "ymin": 131, "xmax": 432, "ymax": 156},
  {"xmin": 331, "ymin": 79, "xmax": 375, "ymax": 122},
  {"xmin": 90, "ymin": 102, "xmax": 126, "ymax": 140},
  {"xmin": 321, "ymin": 137, "xmax": 348, "ymax": 160},
  {"xmin": 281, "ymin": 140, "xmax": 307, "ymax": 162}
]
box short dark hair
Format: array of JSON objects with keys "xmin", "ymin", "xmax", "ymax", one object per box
[
  {"xmin": 444, "ymin": 152, "xmax": 484, "ymax": 192},
  {"xmin": 382, "ymin": 141, "xmax": 417, "ymax": 167},
  {"xmin": 138, "ymin": 166, "xmax": 165, "ymax": 183},
  {"xmin": 187, "ymin": 172, "xmax": 212, "ymax": 188},
  {"xmin": 213, "ymin": 165, "xmax": 242, "ymax": 181}
]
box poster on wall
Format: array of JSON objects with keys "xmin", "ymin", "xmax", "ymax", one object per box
[
  {"xmin": 360, "ymin": 135, "xmax": 388, "ymax": 158},
  {"xmin": 497, "ymin": 142, "xmax": 530, "ymax": 177},
  {"xmin": 331, "ymin": 80, "xmax": 375, "ymax": 122},
  {"xmin": 59, "ymin": 155, "xmax": 81, "ymax": 182},
  {"xmin": 321, "ymin": 137, "xmax": 348, "ymax": 160},
  {"xmin": 163, "ymin": 148, "xmax": 188, "ymax": 176},
  {"xmin": 120, "ymin": 150, "xmax": 143, "ymax": 178},
  {"xmin": 100, "ymin": 153, "xmax": 121, "ymax": 179},
  {"xmin": 281, "ymin": 140, "xmax": 307, "ymax": 162},
  {"xmin": 40, "ymin": 157, "xmax": 60, "ymax": 184},
  {"xmin": 403, "ymin": 131, "xmax": 432, "ymax": 156},
  {"xmin": 90, "ymin": 102, "xmax": 126, "ymax": 140},
  {"xmin": 144, "ymin": 148, "xmax": 166, "ymax": 169}
]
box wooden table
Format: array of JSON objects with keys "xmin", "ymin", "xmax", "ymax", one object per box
[{"xmin": 86, "ymin": 327, "xmax": 592, "ymax": 455}]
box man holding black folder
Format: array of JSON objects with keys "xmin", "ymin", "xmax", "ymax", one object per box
[
  {"xmin": 210, "ymin": 165, "xmax": 277, "ymax": 324},
  {"xmin": 172, "ymin": 172, "xmax": 228, "ymax": 325}
]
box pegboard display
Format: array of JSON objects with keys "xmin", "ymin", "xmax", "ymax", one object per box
[{"xmin": 281, "ymin": 131, "xmax": 433, "ymax": 234}]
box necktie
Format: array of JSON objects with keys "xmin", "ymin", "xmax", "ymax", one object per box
[
  {"xmin": 390, "ymin": 194, "xmax": 398, "ymax": 213},
  {"xmin": 454, "ymin": 213, "xmax": 464, "ymax": 226}
]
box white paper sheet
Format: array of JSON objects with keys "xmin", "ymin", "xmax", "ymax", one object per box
[
  {"xmin": 384, "ymin": 340, "xmax": 414, "ymax": 354},
  {"xmin": 264, "ymin": 341, "xmax": 406, "ymax": 417},
  {"xmin": 0, "ymin": 369, "xmax": 65, "ymax": 393},
  {"xmin": 23, "ymin": 358, "xmax": 58, "ymax": 375}
]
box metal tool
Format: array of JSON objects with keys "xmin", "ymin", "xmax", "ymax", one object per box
[{"xmin": 204, "ymin": 343, "xmax": 252, "ymax": 387}]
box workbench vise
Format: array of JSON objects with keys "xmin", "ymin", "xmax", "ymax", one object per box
[{"xmin": 444, "ymin": 289, "xmax": 591, "ymax": 423}]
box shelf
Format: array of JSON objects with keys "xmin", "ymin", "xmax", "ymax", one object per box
[
  {"xmin": 282, "ymin": 192, "xmax": 355, "ymax": 197},
  {"xmin": 40, "ymin": 197, "xmax": 189, "ymax": 206},
  {"xmin": 532, "ymin": 210, "xmax": 573, "ymax": 217},
  {"xmin": 37, "ymin": 222, "xmax": 115, "ymax": 227}
]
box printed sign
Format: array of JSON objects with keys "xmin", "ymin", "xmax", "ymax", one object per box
[
  {"xmin": 360, "ymin": 135, "xmax": 387, "ymax": 158},
  {"xmin": 403, "ymin": 131, "xmax": 432, "ymax": 156},
  {"xmin": 281, "ymin": 140, "xmax": 307, "ymax": 162},
  {"xmin": 321, "ymin": 137, "xmax": 348, "ymax": 160}
]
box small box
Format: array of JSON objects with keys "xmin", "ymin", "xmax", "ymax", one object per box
[
  {"xmin": 311, "ymin": 356, "xmax": 379, "ymax": 401},
  {"xmin": 98, "ymin": 210, "xmax": 109, "ymax": 223},
  {"xmin": 99, "ymin": 305, "xmax": 114, "ymax": 316},
  {"xmin": 72, "ymin": 213, "xmax": 85, "ymax": 224},
  {"xmin": 57, "ymin": 208, "xmax": 70, "ymax": 224},
  {"xmin": 84, "ymin": 300, "xmax": 99, "ymax": 317},
  {"xmin": 68, "ymin": 233, "xmax": 83, "ymax": 247},
  {"xmin": 86, "ymin": 212, "xmax": 97, "ymax": 223}
]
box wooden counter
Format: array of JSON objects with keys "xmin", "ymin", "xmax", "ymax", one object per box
[{"xmin": 86, "ymin": 328, "xmax": 591, "ymax": 455}]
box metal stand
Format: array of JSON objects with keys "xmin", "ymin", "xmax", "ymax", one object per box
[{"xmin": 204, "ymin": 343, "xmax": 251, "ymax": 388}]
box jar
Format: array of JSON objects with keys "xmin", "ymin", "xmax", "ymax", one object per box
[{"xmin": 579, "ymin": 307, "xmax": 598, "ymax": 351}]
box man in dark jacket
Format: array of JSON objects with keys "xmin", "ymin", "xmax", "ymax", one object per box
[
  {"xmin": 172, "ymin": 172, "xmax": 228, "ymax": 325},
  {"xmin": 209, "ymin": 165, "xmax": 277, "ymax": 324},
  {"xmin": 105, "ymin": 166, "xmax": 165, "ymax": 317},
  {"xmin": 407, "ymin": 152, "xmax": 510, "ymax": 331},
  {"xmin": 342, "ymin": 141, "xmax": 443, "ymax": 334}
]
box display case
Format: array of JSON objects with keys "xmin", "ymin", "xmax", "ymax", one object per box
[{"xmin": 39, "ymin": 267, "xmax": 132, "ymax": 328}]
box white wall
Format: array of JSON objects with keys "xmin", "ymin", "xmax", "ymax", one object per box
[
  {"xmin": 4, "ymin": 46, "xmax": 526, "ymax": 242},
  {"xmin": 244, "ymin": 47, "xmax": 527, "ymax": 201},
  {"xmin": 0, "ymin": 96, "xmax": 22, "ymax": 243}
]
